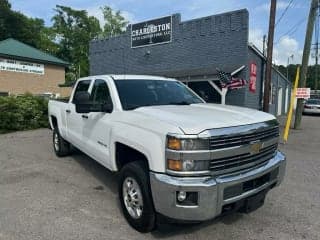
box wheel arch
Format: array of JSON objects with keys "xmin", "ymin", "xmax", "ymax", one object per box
[{"xmin": 115, "ymin": 142, "xmax": 150, "ymax": 171}]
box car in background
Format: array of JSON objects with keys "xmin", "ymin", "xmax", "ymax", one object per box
[{"xmin": 303, "ymin": 99, "xmax": 320, "ymax": 115}]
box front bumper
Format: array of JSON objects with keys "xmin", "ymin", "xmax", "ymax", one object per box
[{"xmin": 150, "ymin": 151, "xmax": 286, "ymax": 221}]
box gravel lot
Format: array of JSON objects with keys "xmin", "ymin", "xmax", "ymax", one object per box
[{"xmin": 0, "ymin": 116, "xmax": 319, "ymax": 240}]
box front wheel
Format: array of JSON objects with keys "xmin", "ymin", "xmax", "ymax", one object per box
[{"xmin": 118, "ymin": 161, "xmax": 156, "ymax": 232}]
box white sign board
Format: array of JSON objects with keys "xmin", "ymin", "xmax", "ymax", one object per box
[
  {"xmin": 296, "ymin": 88, "xmax": 310, "ymax": 99},
  {"xmin": 0, "ymin": 58, "xmax": 44, "ymax": 75}
]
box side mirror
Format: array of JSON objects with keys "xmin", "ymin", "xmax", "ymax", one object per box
[
  {"xmin": 101, "ymin": 102, "xmax": 113, "ymax": 113},
  {"xmin": 73, "ymin": 91, "xmax": 113, "ymax": 114},
  {"xmin": 74, "ymin": 91, "xmax": 92, "ymax": 113},
  {"xmin": 74, "ymin": 91, "xmax": 90, "ymax": 104}
]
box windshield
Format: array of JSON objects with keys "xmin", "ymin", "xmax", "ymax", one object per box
[
  {"xmin": 114, "ymin": 79, "xmax": 204, "ymax": 110},
  {"xmin": 306, "ymin": 99, "xmax": 320, "ymax": 105}
]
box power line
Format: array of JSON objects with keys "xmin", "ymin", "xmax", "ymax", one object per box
[
  {"xmin": 275, "ymin": 0, "xmax": 294, "ymax": 27},
  {"xmin": 275, "ymin": 17, "xmax": 306, "ymax": 44}
]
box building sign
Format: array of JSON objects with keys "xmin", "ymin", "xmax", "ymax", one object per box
[
  {"xmin": 249, "ymin": 62, "xmax": 257, "ymax": 93},
  {"xmin": 296, "ymin": 88, "xmax": 310, "ymax": 99},
  {"xmin": 0, "ymin": 58, "xmax": 44, "ymax": 75},
  {"xmin": 131, "ymin": 16, "xmax": 172, "ymax": 48}
]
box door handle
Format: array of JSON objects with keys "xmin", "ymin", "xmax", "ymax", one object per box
[
  {"xmin": 66, "ymin": 109, "xmax": 71, "ymax": 113},
  {"xmin": 82, "ymin": 115, "xmax": 88, "ymax": 119}
]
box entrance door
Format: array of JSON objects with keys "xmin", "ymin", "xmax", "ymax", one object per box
[{"xmin": 277, "ymin": 88, "xmax": 283, "ymax": 116}]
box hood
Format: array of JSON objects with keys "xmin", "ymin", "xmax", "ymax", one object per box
[{"xmin": 134, "ymin": 103, "xmax": 275, "ymax": 134}]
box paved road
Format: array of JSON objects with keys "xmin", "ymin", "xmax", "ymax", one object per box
[{"xmin": 0, "ymin": 116, "xmax": 319, "ymax": 240}]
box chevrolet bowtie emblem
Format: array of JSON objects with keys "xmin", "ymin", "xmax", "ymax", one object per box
[{"xmin": 250, "ymin": 141, "xmax": 262, "ymax": 155}]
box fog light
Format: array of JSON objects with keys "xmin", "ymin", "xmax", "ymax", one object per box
[
  {"xmin": 176, "ymin": 191, "xmax": 199, "ymax": 206},
  {"xmin": 177, "ymin": 191, "xmax": 187, "ymax": 202}
]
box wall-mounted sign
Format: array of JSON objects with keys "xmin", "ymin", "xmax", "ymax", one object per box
[
  {"xmin": 131, "ymin": 16, "xmax": 172, "ymax": 48},
  {"xmin": 0, "ymin": 58, "xmax": 44, "ymax": 75},
  {"xmin": 249, "ymin": 62, "xmax": 257, "ymax": 93},
  {"xmin": 296, "ymin": 88, "xmax": 310, "ymax": 99}
]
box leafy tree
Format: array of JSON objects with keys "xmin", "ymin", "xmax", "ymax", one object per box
[
  {"xmin": 277, "ymin": 64, "xmax": 320, "ymax": 90},
  {"xmin": 0, "ymin": 0, "xmax": 57, "ymax": 54},
  {"xmin": 51, "ymin": 5, "xmax": 102, "ymax": 78},
  {"xmin": 101, "ymin": 6, "xmax": 128, "ymax": 37}
]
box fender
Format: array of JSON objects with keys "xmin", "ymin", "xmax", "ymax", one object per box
[{"xmin": 110, "ymin": 122, "xmax": 166, "ymax": 173}]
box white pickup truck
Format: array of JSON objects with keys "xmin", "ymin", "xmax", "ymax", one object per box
[{"xmin": 48, "ymin": 75, "xmax": 286, "ymax": 232}]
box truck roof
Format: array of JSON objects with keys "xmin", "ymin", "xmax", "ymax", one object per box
[{"xmin": 78, "ymin": 74, "xmax": 176, "ymax": 81}]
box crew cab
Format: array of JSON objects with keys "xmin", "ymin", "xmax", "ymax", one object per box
[{"xmin": 48, "ymin": 75, "xmax": 286, "ymax": 232}]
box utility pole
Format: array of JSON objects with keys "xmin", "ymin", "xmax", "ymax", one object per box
[
  {"xmin": 294, "ymin": 0, "xmax": 318, "ymax": 129},
  {"xmin": 315, "ymin": 41, "xmax": 318, "ymax": 90},
  {"xmin": 287, "ymin": 54, "xmax": 294, "ymax": 80},
  {"xmin": 315, "ymin": 5, "xmax": 319, "ymax": 90},
  {"xmin": 263, "ymin": 0, "xmax": 277, "ymax": 113},
  {"xmin": 263, "ymin": 34, "xmax": 267, "ymax": 56}
]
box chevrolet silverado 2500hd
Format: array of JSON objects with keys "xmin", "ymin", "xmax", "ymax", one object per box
[{"xmin": 48, "ymin": 75, "xmax": 286, "ymax": 232}]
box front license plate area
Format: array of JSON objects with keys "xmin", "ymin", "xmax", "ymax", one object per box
[{"xmin": 239, "ymin": 189, "xmax": 268, "ymax": 213}]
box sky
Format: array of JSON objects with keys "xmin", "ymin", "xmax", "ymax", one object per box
[{"xmin": 10, "ymin": 0, "xmax": 312, "ymax": 66}]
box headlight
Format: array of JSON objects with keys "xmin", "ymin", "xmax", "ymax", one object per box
[
  {"xmin": 167, "ymin": 135, "xmax": 209, "ymax": 150},
  {"xmin": 167, "ymin": 159, "xmax": 210, "ymax": 172}
]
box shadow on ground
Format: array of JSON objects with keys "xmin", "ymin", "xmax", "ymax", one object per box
[{"xmin": 66, "ymin": 148, "xmax": 246, "ymax": 237}]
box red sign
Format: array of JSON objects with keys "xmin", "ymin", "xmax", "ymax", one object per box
[
  {"xmin": 296, "ymin": 88, "xmax": 310, "ymax": 99},
  {"xmin": 249, "ymin": 62, "xmax": 257, "ymax": 93}
]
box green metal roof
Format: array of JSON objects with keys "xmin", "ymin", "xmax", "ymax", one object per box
[{"xmin": 0, "ymin": 38, "xmax": 69, "ymax": 66}]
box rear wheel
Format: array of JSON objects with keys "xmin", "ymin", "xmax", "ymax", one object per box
[
  {"xmin": 53, "ymin": 128, "xmax": 71, "ymax": 157},
  {"xmin": 118, "ymin": 161, "xmax": 156, "ymax": 232}
]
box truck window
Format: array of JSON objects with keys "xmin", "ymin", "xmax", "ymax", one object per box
[
  {"xmin": 114, "ymin": 79, "xmax": 203, "ymax": 110},
  {"xmin": 90, "ymin": 79, "xmax": 112, "ymax": 105},
  {"xmin": 72, "ymin": 80, "xmax": 91, "ymax": 103}
]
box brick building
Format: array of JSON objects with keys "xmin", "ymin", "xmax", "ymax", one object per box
[
  {"xmin": 89, "ymin": 9, "xmax": 292, "ymax": 116},
  {"xmin": 0, "ymin": 38, "xmax": 70, "ymax": 97}
]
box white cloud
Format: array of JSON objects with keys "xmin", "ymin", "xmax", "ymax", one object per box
[
  {"xmin": 86, "ymin": 6, "xmax": 105, "ymax": 27},
  {"xmin": 249, "ymin": 28, "xmax": 303, "ymax": 66},
  {"xmin": 86, "ymin": 6, "xmax": 136, "ymax": 28},
  {"xmin": 121, "ymin": 11, "xmax": 136, "ymax": 23},
  {"xmin": 249, "ymin": 28, "xmax": 265, "ymax": 51},
  {"xmin": 273, "ymin": 36, "xmax": 302, "ymax": 65}
]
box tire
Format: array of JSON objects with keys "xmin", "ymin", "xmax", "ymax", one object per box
[
  {"xmin": 53, "ymin": 128, "xmax": 71, "ymax": 157},
  {"xmin": 118, "ymin": 161, "xmax": 156, "ymax": 232}
]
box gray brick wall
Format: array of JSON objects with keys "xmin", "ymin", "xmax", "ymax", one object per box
[
  {"xmin": 89, "ymin": 9, "xmax": 249, "ymax": 77},
  {"xmin": 89, "ymin": 9, "xmax": 292, "ymax": 115}
]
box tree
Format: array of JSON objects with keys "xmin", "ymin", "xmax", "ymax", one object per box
[
  {"xmin": 277, "ymin": 64, "xmax": 320, "ymax": 89},
  {"xmin": 0, "ymin": 0, "xmax": 57, "ymax": 54},
  {"xmin": 101, "ymin": 6, "xmax": 128, "ymax": 37},
  {"xmin": 51, "ymin": 5, "xmax": 102, "ymax": 79}
]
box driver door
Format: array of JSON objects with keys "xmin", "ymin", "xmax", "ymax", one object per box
[
  {"xmin": 82, "ymin": 79, "xmax": 114, "ymax": 168},
  {"xmin": 66, "ymin": 79, "xmax": 92, "ymax": 149}
]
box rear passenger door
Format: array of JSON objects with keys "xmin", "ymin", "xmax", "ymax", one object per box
[
  {"xmin": 66, "ymin": 79, "xmax": 92, "ymax": 148},
  {"xmin": 82, "ymin": 79, "xmax": 114, "ymax": 167}
]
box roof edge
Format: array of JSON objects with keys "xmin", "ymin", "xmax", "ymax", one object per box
[{"xmin": 0, "ymin": 53, "xmax": 69, "ymax": 67}]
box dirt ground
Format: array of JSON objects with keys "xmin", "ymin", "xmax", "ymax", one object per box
[{"xmin": 0, "ymin": 116, "xmax": 319, "ymax": 240}]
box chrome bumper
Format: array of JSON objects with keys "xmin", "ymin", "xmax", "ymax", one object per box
[{"xmin": 150, "ymin": 151, "xmax": 286, "ymax": 221}]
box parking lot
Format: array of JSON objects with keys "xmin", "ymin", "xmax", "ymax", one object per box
[{"xmin": 0, "ymin": 116, "xmax": 319, "ymax": 240}]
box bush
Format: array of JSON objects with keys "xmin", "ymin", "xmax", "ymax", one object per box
[{"xmin": 0, "ymin": 95, "xmax": 48, "ymax": 133}]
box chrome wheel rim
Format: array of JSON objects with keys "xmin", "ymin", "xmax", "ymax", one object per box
[
  {"xmin": 122, "ymin": 177, "xmax": 143, "ymax": 219},
  {"xmin": 54, "ymin": 132, "xmax": 59, "ymax": 151}
]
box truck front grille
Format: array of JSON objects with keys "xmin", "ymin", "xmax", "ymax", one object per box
[
  {"xmin": 209, "ymin": 127, "xmax": 279, "ymax": 150},
  {"xmin": 209, "ymin": 144, "xmax": 278, "ymax": 175}
]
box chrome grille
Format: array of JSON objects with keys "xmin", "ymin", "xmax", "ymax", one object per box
[
  {"xmin": 209, "ymin": 144, "xmax": 278, "ymax": 175},
  {"xmin": 209, "ymin": 126, "xmax": 279, "ymax": 150}
]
